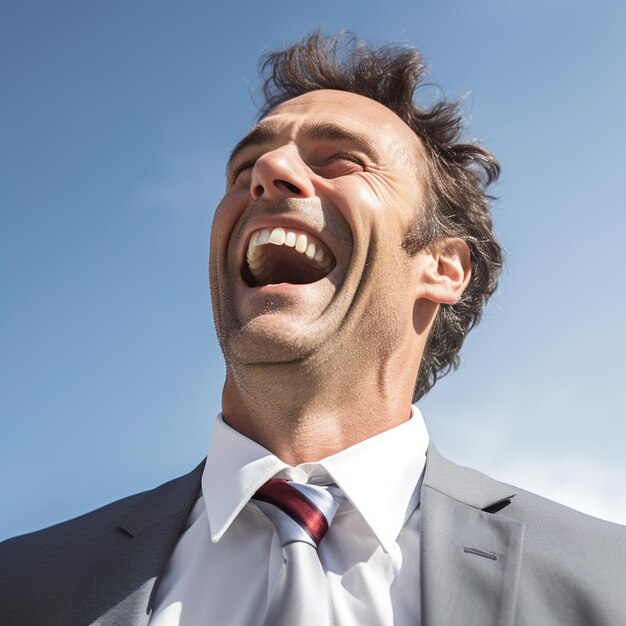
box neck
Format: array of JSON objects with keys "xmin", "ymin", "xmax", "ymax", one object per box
[{"xmin": 221, "ymin": 343, "xmax": 422, "ymax": 465}]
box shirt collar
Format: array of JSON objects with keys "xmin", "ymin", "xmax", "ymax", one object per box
[{"xmin": 202, "ymin": 406, "xmax": 429, "ymax": 553}]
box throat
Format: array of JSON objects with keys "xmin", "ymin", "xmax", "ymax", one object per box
[{"xmin": 221, "ymin": 359, "xmax": 390, "ymax": 464}]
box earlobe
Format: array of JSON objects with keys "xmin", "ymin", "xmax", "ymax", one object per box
[{"xmin": 417, "ymin": 238, "xmax": 471, "ymax": 305}]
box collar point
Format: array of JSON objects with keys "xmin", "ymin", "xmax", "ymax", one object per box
[{"xmin": 379, "ymin": 538, "xmax": 398, "ymax": 554}]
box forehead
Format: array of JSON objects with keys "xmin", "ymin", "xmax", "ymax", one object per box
[
  {"xmin": 231, "ymin": 89, "xmax": 423, "ymax": 165},
  {"xmin": 267, "ymin": 89, "xmax": 414, "ymax": 133}
]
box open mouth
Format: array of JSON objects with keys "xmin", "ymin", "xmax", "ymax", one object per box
[{"xmin": 243, "ymin": 227, "xmax": 337, "ymax": 287}]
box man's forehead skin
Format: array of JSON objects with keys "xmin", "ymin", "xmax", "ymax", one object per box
[{"xmin": 226, "ymin": 89, "xmax": 424, "ymax": 175}]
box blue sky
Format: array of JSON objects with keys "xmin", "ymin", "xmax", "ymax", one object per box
[{"xmin": 2, "ymin": 1, "xmax": 625, "ymax": 540}]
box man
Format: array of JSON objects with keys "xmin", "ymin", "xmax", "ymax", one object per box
[{"xmin": 1, "ymin": 31, "xmax": 625, "ymax": 626}]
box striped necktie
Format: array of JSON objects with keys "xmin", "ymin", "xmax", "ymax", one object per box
[{"xmin": 252, "ymin": 478, "xmax": 344, "ymax": 626}]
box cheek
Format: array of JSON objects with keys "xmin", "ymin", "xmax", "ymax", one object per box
[
  {"xmin": 210, "ymin": 191, "xmax": 248, "ymax": 253},
  {"xmin": 320, "ymin": 178, "xmax": 381, "ymax": 236},
  {"xmin": 329, "ymin": 174, "xmax": 418, "ymax": 238}
]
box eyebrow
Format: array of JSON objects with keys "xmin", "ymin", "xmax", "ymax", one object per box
[
  {"xmin": 227, "ymin": 124, "xmax": 278, "ymax": 173},
  {"xmin": 301, "ymin": 122, "xmax": 381, "ymax": 160},
  {"xmin": 226, "ymin": 119, "xmax": 382, "ymax": 173}
]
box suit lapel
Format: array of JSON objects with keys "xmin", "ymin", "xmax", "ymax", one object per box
[
  {"xmin": 93, "ymin": 460, "xmax": 205, "ymax": 626},
  {"xmin": 90, "ymin": 447, "xmax": 523, "ymax": 625},
  {"xmin": 420, "ymin": 446, "xmax": 525, "ymax": 626}
]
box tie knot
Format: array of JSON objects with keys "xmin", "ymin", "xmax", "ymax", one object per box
[{"xmin": 252, "ymin": 478, "xmax": 344, "ymax": 548}]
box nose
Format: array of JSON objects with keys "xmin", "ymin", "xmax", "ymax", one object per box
[{"xmin": 250, "ymin": 145, "xmax": 315, "ymax": 200}]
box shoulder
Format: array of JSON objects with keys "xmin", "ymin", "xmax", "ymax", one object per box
[
  {"xmin": 0, "ymin": 461, "xmax": 205, "ymax": 625},
  {"xmin": 0, "ymin": 461, "xmax": 204, "ymax": 560},
  {"xmin": 425, "ymin": 444, "xmax": 626, "ymax": 546},
  {"xmin": 424, "ymin": 444, "xmax": 626, "ymax": 536},
  {"xmin": 1, "ymin": 488, "xmax": 146, "ymax": 576},
  {"xmin": 423, "ymin": 445, "xmax": 626, "ymax": 623}
]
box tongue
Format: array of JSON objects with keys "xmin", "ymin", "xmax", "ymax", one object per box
[{"xmin": 251, "ymin": 245, "xmax": 329, "ymax": 286}]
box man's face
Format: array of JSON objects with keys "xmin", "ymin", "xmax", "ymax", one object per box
[{"xmin": 209, "ymin": 89, "xmax": 431, "ymax": 369}]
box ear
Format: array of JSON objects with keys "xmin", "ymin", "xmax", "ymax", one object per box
[{"xmin": 415, "ymin": 237, "xmax": 471, "ymax": 305}]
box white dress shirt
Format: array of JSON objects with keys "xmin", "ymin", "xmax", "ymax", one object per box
[{"xmin": 149, "ymin": 406, "xmax": 429, "ymax": 626}]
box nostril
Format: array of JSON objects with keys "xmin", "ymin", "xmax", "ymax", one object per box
[
  {"xmin": 275, "ymin": 180, "xmax": 301, "ymax": 195},
  {"xmin": 251, "ymin": 178, "xmax": 302, "ymax": 199}
]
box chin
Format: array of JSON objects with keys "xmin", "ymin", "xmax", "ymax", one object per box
[{"xmin": 221, "ymin": 314, "xmax": 331, "ymax": 367}]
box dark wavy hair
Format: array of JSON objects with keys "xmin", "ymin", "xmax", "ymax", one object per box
[{"xmin": 258, "ymin": 31, "xmax": 503, "ymax": 400}]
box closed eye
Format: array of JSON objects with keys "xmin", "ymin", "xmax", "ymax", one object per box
[
  {"xmin": 228, "ymin": 159, "xmax": 257, "ymax": 186},
  {"xmin": 330, "ymin": 152, "xmax": 365, "ymax": 165},
  {"xmin": 312, "ymin": 152, "xmax": 366, "ymax": 178},
  {"xmin": 228, "ymin": 152, "xmax": 365, "ymax": 185}
]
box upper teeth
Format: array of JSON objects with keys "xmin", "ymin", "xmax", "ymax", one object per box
[{"xmin": 246, "ymin": 227, "xmax": 332, "ymax": 282}]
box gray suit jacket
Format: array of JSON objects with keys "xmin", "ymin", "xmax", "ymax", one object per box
[{"xmin": 1, "ymin": 445, "xmax": 625, "ymax": 625}]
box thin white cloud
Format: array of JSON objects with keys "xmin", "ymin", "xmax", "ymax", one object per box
[
  {"xmin": 487, "ymin": 456, "xmax": 626, "ymax": 526},
  {"xmin": 424, "ymin": 393, "xmax": 626, "ymax": 526}
]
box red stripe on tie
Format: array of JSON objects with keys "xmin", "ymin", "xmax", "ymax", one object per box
[{"xmin": 255, "ymin": 478, "xmax": 329, "ymax": 545}]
